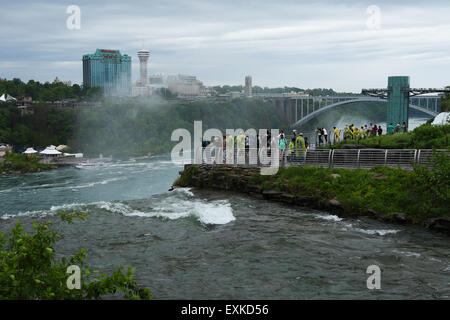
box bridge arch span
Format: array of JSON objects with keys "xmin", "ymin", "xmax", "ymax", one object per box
[{"xmin": 291, "ymin": 97, "xmax": 437, "ymax": 128}]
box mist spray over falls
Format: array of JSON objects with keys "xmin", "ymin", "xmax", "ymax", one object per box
[{"xmin": 296, "ymin": 101, "xmax": 432, "ymax": 133}]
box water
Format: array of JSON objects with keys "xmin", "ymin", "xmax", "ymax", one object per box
[
  {"xmin": 409, "ymin": 117, "xmax": 431, "ymax": 130},
  {"xmin": 0, "ymin": 154, "xmax": 449, "ymax": 299}
]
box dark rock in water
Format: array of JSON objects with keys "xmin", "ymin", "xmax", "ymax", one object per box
[
  {"xmin": 262, "ymin": 190, "xmax": 282, "ymax": 200},
  {"xmin": 426, "ymin": 218, "xmax": 450, "ymax": 235},
  {"xmin": 295, "ymin": 195, "xmax": 315, "ymax": 206},
  {"xmin": 248, "ymin": 192, "xmax": 264, "ymax": 200},
  {"xmin": 270, "ymin": 193, "xmax": 296, "ymax": 204},
  {"xmin": 317, "ymin": 199, "xmax": 329, "ymax": 210},
  {"xmin": 321, "ymin": 198, "xmax": 344, "ymax": 214},
  {"xmin": 328, "ymin": 199, "xmax": 344, "ymax": 211},
  {"xmin": 371, "ymin": 211, "xmax": 390, "ymax": 222},
  {"xmin": 278, "ymin": 193, "xmax": 296, "ymax": 204},
  {"xmin": 168, "ymin": 186, "xmax": 175, "ymax": 192},
  {"xmin": 392, "ymin": 212, "xmax": 408, "ymax": 223},
  {"xmin": 328, "ymin": 199, "xmax": 341, "ymax": 207},
  {"xmin": 381, "ymin": 212, "xmax": 410, "ymax": 224},
  {"xmin": 262, "ymin": 190, "xmax": 281, "ymax": 195}
]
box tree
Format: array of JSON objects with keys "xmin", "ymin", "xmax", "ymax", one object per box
[
  {"xmin": 441, "ymin": 86, "xmax": 450, "ymax": 112},
  {"xmin": 0, "ymin": 212, "xmax": 152, "ymax": 300}
]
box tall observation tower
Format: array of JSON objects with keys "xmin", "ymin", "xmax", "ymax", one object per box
[
  {"xmin": 245, "ymin": 76, "xmax": 252, "ymax": 97},
  {"xmin": 137, "ymin": 49, "xmax": 150, "ymax": 86}
]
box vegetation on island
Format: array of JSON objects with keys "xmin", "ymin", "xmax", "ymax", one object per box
[
  {"xmin": 323, "ymin": 124, "xmax": 450, "ymax": 150},
  {"xmin": 0, "ymin": 212, "xmax": 152, "ymax": 300},
  {"xmin": 0, "ymin": 152, "xmax": 53, "ymax": 174},
  {"xmin": 177, "ymin": 152, "xmax": 449, "ymax": 224},
  {"xmin": 252, "ymin": 153, "xmax": 449, "ymax": 222}
]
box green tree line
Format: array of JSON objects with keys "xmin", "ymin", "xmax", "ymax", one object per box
[
  {"xmin": 0, "ymin": 97, "xmax": 289, "ymax": 156},
  {"xmin": 0, "ymin": 103, "xmax": 76, "ymax": 147},
  {"xmin": 212, "ymin": 85, "xmax": 354, "ymax": 96},
  {"xmin": 0, "ymin": 78, "xmax": 102, "ymax": 102}
]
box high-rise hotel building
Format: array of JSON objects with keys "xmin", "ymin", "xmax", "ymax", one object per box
[{"xmin": 82, "ymin": 49, "xmax": 131, "ymax": 96}]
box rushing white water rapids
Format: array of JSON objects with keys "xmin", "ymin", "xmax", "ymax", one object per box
[{"xmin": 0, "ymin": 154, "xmax": 448, "ymax": 299}]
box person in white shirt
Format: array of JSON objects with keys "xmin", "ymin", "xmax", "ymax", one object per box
[{"xmin": 322, "ymin": 128, "xmax": 328, "ymax": 144}]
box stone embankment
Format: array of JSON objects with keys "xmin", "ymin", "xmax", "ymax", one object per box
[{"xmin": 174, "ymin": 164, "xmax": 450, "ymax": 235}]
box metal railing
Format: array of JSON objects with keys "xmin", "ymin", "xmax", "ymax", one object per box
[{"xmin": 196, "ymin": 147, "xmax": 449, "ymax": 170}]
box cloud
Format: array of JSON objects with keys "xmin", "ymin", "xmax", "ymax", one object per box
[{"xmin": 0, "ymin": 0, "xmax": 449, "ymax": 91}]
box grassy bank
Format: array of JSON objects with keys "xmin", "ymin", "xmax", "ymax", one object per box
[
  {"xmin": 250, "ymin": 159, "xmax": 449, "ymax": 223},
  {"xmin": 0, "ymin": 152, "xmax": 54, "ymax": 174},
  {"xmin": 176, "ymin": 152, "xmax": 449, "ymax": 225},
  {"xmin": 324, "ymin": 124, "xmax": 450, "ymax": 149}
]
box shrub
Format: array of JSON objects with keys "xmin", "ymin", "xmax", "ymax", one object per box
[
  {"xmin": 409, "ymin": 151, "xmax": 450, "ymax": 219},
  {"xmin": 0, "ymin": 212, "xmax": 152, "ymax": 300},
  {"xmin": 250, "ymin": 154, "xmax": 449, "ymax": 222},
  {"xmin": 0, "ymin": 152, "xmax": 52, "ymax": 173}
]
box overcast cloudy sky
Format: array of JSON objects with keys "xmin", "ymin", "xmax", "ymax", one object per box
[{"xmin": 1, "ymin": 0, "xmax": 449, "ymax": 92}]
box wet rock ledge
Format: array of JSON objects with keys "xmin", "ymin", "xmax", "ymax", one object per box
[{"xmin": 174, "ymin": 164, "xmax": 450, "ymax": 236}]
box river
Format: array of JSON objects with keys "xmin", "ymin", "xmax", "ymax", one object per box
[{"xmin": 0, "ymin": 154, "xmax": 448, "ymax": 299}]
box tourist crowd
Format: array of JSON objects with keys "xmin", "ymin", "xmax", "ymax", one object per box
[
  {"xmin": 327, "ymin": 121, "xmax": 408, "ymax": 145},
  {"xmin": 205, "ymin": 121, "xmax": 410, "ymax": 163}
]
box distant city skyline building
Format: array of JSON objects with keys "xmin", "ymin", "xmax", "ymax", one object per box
[
  {"xmin": 146, "ymin": 73, "xmax": 209, "ymax": 98},
  {"xmin": 131, "ymin": 82, "xmax": 150, "ymax": 97},
  {"xmin": 53, "ymin": 76, "xmax": 71, "ymax": 86},
  {"xmin": 149, "ymin": 73, "xmax": 164, "ymax": 85},
  {"xmin": 82, "ymin": 49, "xmax": 131, "ymax": 96},
  {"xmin": 137, "ymin": 49, "xmax": 150, "ymax": 86},
  {"xmin": 166, "ymin": 74, "xmax": 203, "ymax": 97},
  {"xmin": 245, "ymin": 75, "xmax": 252, "ymax": 97}
]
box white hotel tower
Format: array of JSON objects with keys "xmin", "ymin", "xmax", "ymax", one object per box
[{"xmin": 137, "ymin": 49, "xmax": 150, "ymax": 86}]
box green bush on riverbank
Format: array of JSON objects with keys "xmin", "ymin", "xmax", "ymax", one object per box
[
  {"xmin": 324, "ymin": 124, "xmax": 450, "ymax": 149},
  {"xmin": 0, "ymin": 212, "xmax": 152, "ymax": 300},
  {"xmin": 248, "ymin": 152, "xmax": 450, "ymax": 222},
  {"xmin": 0, "ymin": 152, "xmax": 52, "ymax": 174}
]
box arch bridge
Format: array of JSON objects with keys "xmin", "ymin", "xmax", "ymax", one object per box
[{"xmin": 254, "ymin": 93, "xmax": 442, "ymax": 127}]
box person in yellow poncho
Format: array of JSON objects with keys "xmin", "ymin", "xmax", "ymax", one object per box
[
  {"xmin": 226, "ymin": 134, "xmax": 234, "ymax": 163},
  {"xmin": 288, "ymin": 138, "xmax": 295, "ymax": 155},
  {"xmin": 364, "ymin": 127, "xmax": 370, "ymax": 139},
  {"xmin": 235, "ymin": 132, "xmax": 246, "ymax": 164},
  {"xmin": 295, "ymin": 133, "xmax": 306, "ymax": 162},
  {"xmin": 344, "ymin": 125, "xmax": 351, "ymax": 140},
  {"xmin": 333, "ymin": 126, "xmax": 340, "ymax": 143},
  {"xmin": 358, "ymin": 127, "xmax": 365, "ymax": 140},
  {"xmin": 352, "ymin": 127, "xmax": 358, "ymax": 140}
]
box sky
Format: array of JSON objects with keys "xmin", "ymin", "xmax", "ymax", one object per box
[{"xmin": 1, "ymin": 0, "xmax": 450, "ymax": 92}]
